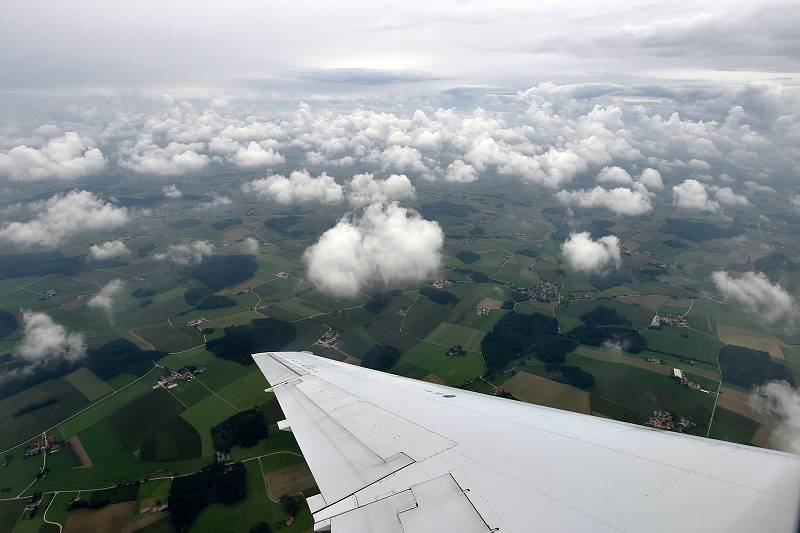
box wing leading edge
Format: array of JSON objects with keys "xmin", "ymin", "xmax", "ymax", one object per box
[{"xmin": 253, "ymin": 351, "xmax": 800, "ymax": 533}]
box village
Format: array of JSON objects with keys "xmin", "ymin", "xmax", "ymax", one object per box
[
  {"xmin": 24, "ymin": 435, "xmax": 60, "ymax": 457},
  {"xmin": 315, "ymin": 329, "xmax": 343, "ymax": 349},
  {"xmin": 649, "ymin": 313, "xmax": 688, "ymax": 328},
  {"xmin": 153, "ymin": 366, "xmax": 207, "ymax": 390},
  {"xmin": 647, "ymin": 410, "xmax": 695, "ymax": 432}
]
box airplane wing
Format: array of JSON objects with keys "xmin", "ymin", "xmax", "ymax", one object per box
[{"xmin": 253, "ymin": 351, "xmax": 800, "ymax": 533}]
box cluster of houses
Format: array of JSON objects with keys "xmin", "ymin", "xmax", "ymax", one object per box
[
  {"xmin": 671, "ymin": 368, "xmax": 705, "ymax": 392},
  {"xmin": 431, "ymin": 279, "xmax": 451, "ymax": 289},
  {"xmin": 153, "ymin": 366, "xmax": 207, "ymax": 390},
  {"xmin": 187, "ymin": 317, "xmax": 208, "ymax": 327},
  {"xmin": 315, "ymin": 330, "xmax": 342, "ymax": 349},
  {"xmin": 526, "ymin": 281, "xmax": 560, "ymax": 303},
  {"xmin": 475, "ymin": 307, "xmax": 491, "ymax": 316},
  {"xmin": 647, "ymin": 410, "xmax": 693, "ymax": 432},
  {"xmin": 649, "ymin": 314, "xmax": 688, "ymax": 328},
  {"xmin": 38, "ymin": 289, "xmax": 57, "ymax": 301},
  {"xmin": 24, "ymin": 493, "xmax": 42, "ymax": 513},
  {"xmin": 622, "ymin": 248, "xmax": 654, "ymax": 258},
  {"xmin": 276, "ymin": 271, "xmax": 295, "ymax": 279},
  {"xmin": 24, "ymin": 436, "xmax": 59, "ymax": 457},
  {"xmin": 233, "ymin": 286, "xmax": 253, "ymax": 295}
]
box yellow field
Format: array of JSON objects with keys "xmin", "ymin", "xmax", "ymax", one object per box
[
  {"xmin": 717, "ymin": 325, "xmax": 784, "ymax": 358},
  {"xmin": 502, "ymin": 371, "xmax": 590, "ymax": 414}
]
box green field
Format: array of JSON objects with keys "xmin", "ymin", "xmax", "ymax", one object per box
[
  {"xmin": 424, "ymin": 322, "xmax": 486, "ymax": 352},
  {"xmin": 397, "ymin": 342, "xmax": 485, "ymax": 386}
]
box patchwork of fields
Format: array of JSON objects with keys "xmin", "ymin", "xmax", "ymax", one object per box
[{"xmin": 1, "ymin": 185, "xmax": 798, "ymax": 532}]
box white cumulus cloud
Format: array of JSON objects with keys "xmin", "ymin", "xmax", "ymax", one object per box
[
  {"xmin": 555, "ymin": 184, "xmax": 652, "ymax": 216},
  {"xmin": 0, "ymin": 132, "xmax": 106, "ymax": 181},
  {"xmin": 242, "ymin": 170, "xmax": 344, "ymax": 205},
  {"xmin": 749, "ymin": 381, "xmax": 800, "ymax": 454},
  {"xmin": 638, "ymin": 168, "xmax": 664, "ymax": 190},
  {"xmin": 672, "ymin": 179, "xmax": 720, "ymax": 212},
  {"xmin": 119, "ymin": 135, "xmax": 209, "ymax": 176},
  {"xmin": 0, "ymin": 190, "xmax": 130, "ymax": 248},
  {"xmin": 714, "ymin": 187, "xmax": 749, "ymax": 206},
  {"xmin": 89, "ymin": 240, "xmax": 131, "ymax": 260},
  {"xmin": 197, "ymin": 192, "xmax": 232, "ymax": 209},
  {"xmin": 230, "ymin": 141, "xmax": 285, "ymax": 168},
  {"xmin": 304, "ymin": 202, "xmax": 444, "ymax": 297},
  {"xmin": 444, "ymin": 159, "xmax": 479, "ymax": 183},
  {"xmin": 345, "ymin": 173, "xmax": 415, "ymax": 207},
  {"xmin": 711, "ymin": 271, "xmax": 796, "ymax": 324},
  {"xmin": 562, "ymin": 231, "xmax": 622, "ymax": 274},
  {"xmin": 162, "ymin": 184, "xmax": 183, "ymax": 198},
  {"xmin": 597, "ymin": 166, "xmax": 633, "ymax": 185},
  {"xmin": 88, "ymin": 279, "xmax": 124, "ymax": 321},
  {"xmin": 155, "ymin": 240, "xmax": 215, "ymax": 266},
  {"xmin": 16, "ymin": 311, "xmax": 86, "ymax": 366}
]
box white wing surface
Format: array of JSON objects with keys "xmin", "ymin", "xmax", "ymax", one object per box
[{"xmin": 253, "ymin": 351, "xmax": 800, "ymax": 533}]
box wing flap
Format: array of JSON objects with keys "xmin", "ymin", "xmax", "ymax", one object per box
[{"xmin": 330, "ymin": 475, "xmax": 492, "ymax": 533}]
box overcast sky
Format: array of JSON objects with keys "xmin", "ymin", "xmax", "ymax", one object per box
[{"xmin": 2, "ymin": 0, "xmax": 798, "ymax": 94}]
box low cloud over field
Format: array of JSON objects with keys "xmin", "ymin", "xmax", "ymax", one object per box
[
  {"xmin": 0, "ymin": 132, "xmax": 105, "ymax": 181},
  {"xmin": 711, "ymin": 271, "xmax": 796, "ymax": 324},
  {"xmin": 242, "ymin": 170, "xmax": 344, "ymax": 205},
  {"xmin": 155, "ymin": 240, "xmax": 215, "ymax": 266},
  {"xmin": 16, "ymin": 311, "xmax": 86, "ymax": 367},
  {"xmin": 88, "ymin": 279, "xmax": 124, "ymax": 322},
  {"xmin": 304, "ymin": 202, "xmax": 444, "ymax": 297},
  {"xmin": 89, "ymin": 240, "xmax": 131, "ymax": 260},
  {"xmin": 561, "ymin": 232, "xmax": 622, "ymax": 274},
  {"xmin": 556, "ymin": 184, "xmax": 652, "ymax": 216},
  {"xmin": 0, "ymin": 190, "xmax": 130, "ymax": 248},
  {"xmin": 749, "ymin": 381, "xmax": 800, "ymax": 454}
]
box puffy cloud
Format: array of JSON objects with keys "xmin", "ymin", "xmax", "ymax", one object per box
[
  {"xmin": 155, "ymin": 240, "xmax": 215, "ymax": 266},
  {"xmin": 380, "ymin": 145, "xmax": 430, "ymax": 177},
  {"xmin": 714, "ymin": 187, "xmax": 749, "ymax": 206},
  {"xmin": 711, "ymin": 271, "xmax": 796, "ymax": 324},
  {"xmin": 88, "ymin": 279, "xmax": 123, "ymax": 321},
  {"xmin": 304, "ymin": 202, "xmax": 444, "ymax": 297},
  {"xmin": 162, "ymin": 184, "xmax": 183, "ymax": 198},
  {"xmin": 749, "ymin": 381, "xmax": 800, "ymax": 454},
  {"xmin": 16, "ymin": 311, "xmax": 86, "ymax": 366},
  {"xmin": 743, "ymin": 180, "xmax": 775, "ymax": 194},
  {"xmin": 0, "ymin": 190, "xmax": 130, "ymax": 248},
  {"xmin": 345, "ymin": 173, "xmax": 415, "ymax": 207},
  {"xmin": 638, "ymin": 168, "xmax": 664, "ymax": 190},
  {"xmin": 242, "ymin": 170, "xmax": 344, "ymax": 205},
  {"xmin": 242, "ymin": 237, "xmax": 259, "ymax": 253},
  {"xmin": 0, "ymin": 132, "xmax": 106, "ymax": 181},
  {"xmin": 561, "ymin": 232, "xmax": 622, "ymax": 274},
  {"xmin": 792, "ymin": 195, "xmax": 800, "ymax": 207},
  {"xmin": 597, "ymin": 166, "xmax": 633, "ymax": 185},
  {"xmin": 197, "ymin": 192, "xmax": 233, "ymax": 208},
  {"xmin": 672, "ymin": 179, "xmax": 720, "ymax": 212},
  {"xmin": 89, "ymin": 240, "xmax": 131, "ymax": 260},
  {"xmin": 444, "ymin": 159, "xmax": 479, "ymax": 183},
  {"xmin": 119, "ymin": 135, "xmax": 209, "ymax": 176},
  {"xmin": 230, "ymin": 141, "xmax": 285, "ymax": 168},
  {"xmin": 555, "ymin": 184, "xmax": 652, "ymax": 216}
]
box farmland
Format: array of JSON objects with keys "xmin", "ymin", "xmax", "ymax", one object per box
[{"xmin": 0, "ymin": 173, "xmax": 798, "ymax": 532}]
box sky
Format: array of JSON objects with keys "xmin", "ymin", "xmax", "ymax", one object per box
[{"xmin": 2, "ymin": 0, "xmax": 799, "ymax": 94}]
